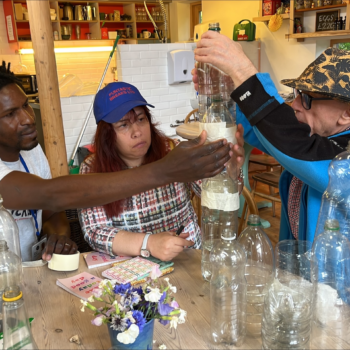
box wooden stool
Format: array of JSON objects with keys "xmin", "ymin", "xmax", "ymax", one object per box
[{"xmin": 251, "ymin": 171, "xmax": 281, "ymax": 217}]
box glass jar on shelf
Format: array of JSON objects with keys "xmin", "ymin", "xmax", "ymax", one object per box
[{"xmin": 316, "ymin": 0, "xmax": 324, "ymax": 7}]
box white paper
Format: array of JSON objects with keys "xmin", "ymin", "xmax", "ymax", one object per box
[
  {"xmin": 199, "ymin": 122, "xmax": 237, "ymax": 144},
  {"xmin": 202, "ymin": 190, "xmax": 239, "ymax": 211},
  {"xmin": 6, "ymin": 15, "xmax": 14, "ymax": 41}
]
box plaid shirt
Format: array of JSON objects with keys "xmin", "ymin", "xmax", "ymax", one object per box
[{"xmin": 78, "ymin": 141, "xmax": 202, "ymax": 256}]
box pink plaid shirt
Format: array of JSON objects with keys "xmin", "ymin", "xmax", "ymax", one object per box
[{"xmin": 78, "ymin": 141, "xmax": 202, "ymax": 255}]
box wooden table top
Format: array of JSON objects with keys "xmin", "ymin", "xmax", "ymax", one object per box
[{"xmin": 23, "ymin": 250, "xmax": 263, "ymax": 349}]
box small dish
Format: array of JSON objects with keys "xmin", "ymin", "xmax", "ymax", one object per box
[{"xmin": 62, "ymin": 34, "xmax": 70, "ymax": 40}]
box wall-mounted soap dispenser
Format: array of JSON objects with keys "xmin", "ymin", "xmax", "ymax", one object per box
[{"xmin": 167, "ymin": 49, "xmax": 194, "ymax": 85}]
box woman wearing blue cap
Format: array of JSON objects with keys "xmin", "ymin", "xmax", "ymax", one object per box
[{"xmin": 78, "ymin": 82, "xmax": 243, "ymax": 261}]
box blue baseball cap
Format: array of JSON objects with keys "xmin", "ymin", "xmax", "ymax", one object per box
[{"xmin": 93, "ymin": 82, "xmax": 154, "ymax": 124}]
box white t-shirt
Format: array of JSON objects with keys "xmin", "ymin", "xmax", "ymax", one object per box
[{"xmin": 0, "ymin": 145, "xmax": 52, "ymax": 261}]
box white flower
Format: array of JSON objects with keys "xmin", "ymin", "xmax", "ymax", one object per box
[
  {"xmin": 116, "ymin": 324, "xmax": 139, "ymax": 344},
  {"xmin": 91, "ymin": 315, "xmax": 105, "ymax": 326},
  {"xmin": 80, "ymin": 300, "xmax": 87, "ymax": 312},
  {"xmin": 87, "ymin": 296, "xmax": 94, "ymax": 303},
  {"xmin": 178, "ymin": 309, "xmax": 186, "ymax": 324},
  {"xmin": 164, "ymin": 278, "xmax": 177, "ymax": 293},
  {"xmin": 126, "ymin": 311, "xmax": 135, "ymax": 323},
  {"xmin": 159, "ymin": 344, "xmax": 167, "ymax": 349},
  {"xmin": 98, "ymin": 280, "xmax": 108, "ymax": 288},
  {"xmin": 170, "ymin": 316, "xmax": 179, "ymax": 329},
  {"xmin": 145, "ymin": 287, "xmax": 163, "ymax": 303}
]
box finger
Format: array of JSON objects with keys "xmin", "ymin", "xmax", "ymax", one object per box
[
  {"xmin": 54, "ymin": 236, "xmax": 67, "ymax": 254},
  {"xmin": 190, "ymin": 137, "xmax": 228, "ymax": 158},
  {"xmin": 177, "ymin": 232, "xmax": 190, "ymax": 239},
  {"xmin": 42, "ymin": 235, "xmax": 57, "ymax": 260},
  {"xmin": 69, "ymin": 242, "xmax": 78, "ymax": 254},
  {"xmin": 189, "ymin": 130, "xmax": 207, "ymax": 147}
]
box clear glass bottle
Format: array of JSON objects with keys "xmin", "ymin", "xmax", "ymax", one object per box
[
  {"xmin": 0, "ymin": 195, "xmax": 21, "ymax": 261},
  {"xmin": 237, "ymin": 215, "xmax": 275, "ymax": 337},
  {"xmin": 311, "ymin": 219, "xmax": 350, "ymax": 349},
  {"xmin": 0, "ymin": 240, "xmax": 23, "ymax": 334},
  {"xmin": 2, "ymin": 285, "xmax": 38, "ymax": 349},
  {"xmin": 314, "ymin": 143, "xmax": 350, "ymax": 242},
  {"xmin": 196, "ymin": 22, "xmax": 235, "ymax": 122},
  {"xmin": 201, "ymin": 100, "xmax": 238, "ymax": 281},
  {"xmin": 210, "ymin": 229, "xmax": 246, "ymax": 346}
]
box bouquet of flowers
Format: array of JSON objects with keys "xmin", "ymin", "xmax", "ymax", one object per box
[{"xmin": 80, "ymin": 266, "xmax": 186, "ymax": 344}]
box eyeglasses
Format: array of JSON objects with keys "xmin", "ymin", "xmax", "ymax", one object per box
[
  {"xmin": 113, "ymin": 115, "xmax": 149, "ymax": 134},
  {"xmin": 293, "ymin": 89, "xmax": 333, "ymax": 110}
]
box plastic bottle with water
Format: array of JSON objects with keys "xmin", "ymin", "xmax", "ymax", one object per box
[
  {"xmin": 200, "ymin": 99, "xmax": 238, "ymax": 281},
  {"xmin": 237, "ymin": 215, "xmax": 275, "ymax": 337},
  {"xmin": 210, "ymin": 224, "xmax": 246, "ymax": 346},
  {"xmin": 314, "ymin": 142, "xmax": 350, "ymax": 241},
  {"xmin": 311, "ymin": 219, "xmax": 350, "ymax": 349},
  {"xmin": 0, "ymin": 240, "xmax": 23, "ymax": 334},
  {"xmin": 2, "ymin": 285, "xmax": 38, "ymax": 349},
  {"xmin": 196, "ymin": 22, "xmax": 235, "ymax": 122}
]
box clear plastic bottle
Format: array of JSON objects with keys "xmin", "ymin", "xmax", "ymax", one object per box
[
  {"xmin": 2, "ymin": 285, "xmax": 38, "ymax": 349},
  {"xmin": 237, "ymin": 215, "xmax": 275, "ymax": 337},
  {"xmin": 201, "ymin": 100, "xmax": 238, "ymax": 281},
  {"xmin": 0, "ymin": 240, "xmax": 23, "ymax": 333},
  {"xmin": 311, "ymin": 219, "xmax": 350, "ymax": 349},
  {"xmin": 210, "ymin": 229, "xmax": 246, "ymax": 346},
  {"xmin": 197, "ymin": 22, "xmax": 235, "ymax": 122},
  {"xmin": 314, "ymin": 143, "xmax": 350, "ymax": 242},
  {"xmin": 0, "ymin": 195, "xmax": 22, "ymax": 260}
]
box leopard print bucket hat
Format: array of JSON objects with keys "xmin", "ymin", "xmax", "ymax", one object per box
[{"xmin": 281, "ymin": 47, "xmax": 350, "ymax": 103}]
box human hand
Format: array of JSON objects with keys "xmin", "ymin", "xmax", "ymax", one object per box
[
  {"xmin": 42, "ymin": 234, "xmax": 78, "ymax": 261},
  {"xmin": 159, "ymin": 130, "xmax": 231, "ymax": 183},
  {"xmin": 147, "ymin": 231, "xmax": 194, "ymax": 261},
  {"xmin": 194, "ymin": 31, "xmax": 258, "ymax": 88}
]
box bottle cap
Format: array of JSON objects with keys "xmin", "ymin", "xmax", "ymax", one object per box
[
  {"xmin": 3, "ymin": 286, "xmax": 22, "ymax": 302},
  {"xmin": 324, "ymin": 219, "xmax": 340, "ymax": 231},
  {"xmin": 208, "ymin": 23, "xmax": 221, "ymax": 32},
  {"xmin": 247, "ymin": 214, "xmax": 262, "ymax": 226}
]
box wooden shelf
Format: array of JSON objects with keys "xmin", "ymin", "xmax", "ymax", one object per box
[
  {"xmin": 102, "ymin": 20, "xmax": 133, "ymax": 23},
  {"xmin": 295, "ymin": 3, "xmax": 346, "ymax": 12},
  {"xmin": 60, "ymin": 20, "xmax": 98, "ymax": 23},
  {"xmin": 136, "ymin": 20, "xmax": 164, "ymax": 23},
  {"xmin": 285, "ymin": 29, "xmax": 350, "ymax": 39},
  {"xmin": 253, "ymin": 13, "xmax": 290, "ymax": 22}
]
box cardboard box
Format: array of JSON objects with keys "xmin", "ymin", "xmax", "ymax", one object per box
[
  {"xmin": 14, "ymin": 3, "xmax": 23, "ymax": 20},
  {"xmin": 108, "ymin": 31, "xmax": 118, "ymax": 39}
]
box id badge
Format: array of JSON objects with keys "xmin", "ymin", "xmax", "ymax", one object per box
[{"xmin": 31, "ymin": 236, "xmax": 47, "ymax": 261}]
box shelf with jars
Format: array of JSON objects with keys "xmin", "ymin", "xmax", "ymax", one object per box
[
  {"xmin": 3, "ymin": 0, "xmax": 171, "ymax": 43},
  {"xmin": 285, "ymin": 0, "xmax": 350, "ymax": 41}
]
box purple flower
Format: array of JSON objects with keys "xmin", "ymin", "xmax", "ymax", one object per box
[
  {"xmin": 132, "ymin": 286, "xmax": 143, "ymax": 296},
  {"xmin": 159, "ymin": 292, "xmax": 166, "ymax": 303},
  {"xmin": 170, "ymin": 300, "xmax": 179, "ymax": 308},
  {"xmin": 158, "ymin": 302, "xmax": 174, "ymax": 316},
  {"xmin": 132, "ymin": 310, "xmax": 146, "ymax": 333},
  {"xmin": 114, "ymin": 283, "xmax": 131, "ymax": 295},
  {"xmin": 159, "ymin": 319, "xmax": 170, "ymax": 326},
  {"xmin": 110, "ymin": 314, "xmax": 128, "ymax": 331}
]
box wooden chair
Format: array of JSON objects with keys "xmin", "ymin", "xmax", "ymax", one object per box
[
  {"xmin": 184, "ymin": 109, "xmax": 198, "ymax": 123},
  {"xmin": 249, "ymin": 153, "xmax": 280, "ymax": 172},
  {"xmin": 251, "ymin": 171, "xmax": 281, "ymax": 217},
  {"xmin": 191, "ymin": 186, "xmax": 259, "ymax": 235}
]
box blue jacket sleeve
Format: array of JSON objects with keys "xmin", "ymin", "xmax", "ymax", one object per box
[{"xmin": 231, "ymin": 73, "xmax": 350, "ymax": 194}]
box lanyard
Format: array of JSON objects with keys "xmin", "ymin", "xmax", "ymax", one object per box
[{"xmin": 19, "ymin": 155, "xmax": 40, "ymax": 238}]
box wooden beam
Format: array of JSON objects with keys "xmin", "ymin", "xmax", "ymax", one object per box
[{"xmin": 26, "ymin": 0, "xmax": 68, "ymax": 178}]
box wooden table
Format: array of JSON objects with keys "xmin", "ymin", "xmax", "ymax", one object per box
[{"xmin": 23, "ymin": 250, "xmax": 262, "ymax": 349}]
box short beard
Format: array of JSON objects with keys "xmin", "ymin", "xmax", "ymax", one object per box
[{"xmin": 19, "ymin": 138, "xmax": 39, "ymax": 151}]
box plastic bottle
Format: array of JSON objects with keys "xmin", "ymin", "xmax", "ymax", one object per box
[
  {"xmin": 196, "ymin": 22, "xmax": 235, "ymax": 122},
  {"xmin": 311, "ymin": 219, "xmax": 350, "ymax": 349},
  {"xmin": 237, "ymin": 215, "xmax": 275, "ymax": 337},
  {"xmin": 0, "ymin": 195, "xmax": 22, "ymax": 261},
  {"xmin": 200, "ymin": 100, "xmax": 238, "ymax": 281},
  {"xmin": 2, "ymin": 285, "xmax": 38, "ymax": 349},
  {"xmin": 314, "ymin": 142, "xmax": 350, "ymax": 242},
  {"xmin": 210, "ymin": 226, "xmax": 246, "ymax": 346},
  {"xmin": 0, "ymin": 240, "xmax": 23, "ymax": 333}
]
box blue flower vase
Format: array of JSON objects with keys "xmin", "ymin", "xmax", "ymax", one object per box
[{"xmin": 108, "ymin": 319, "xmax": 155, "ymax": 350}]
